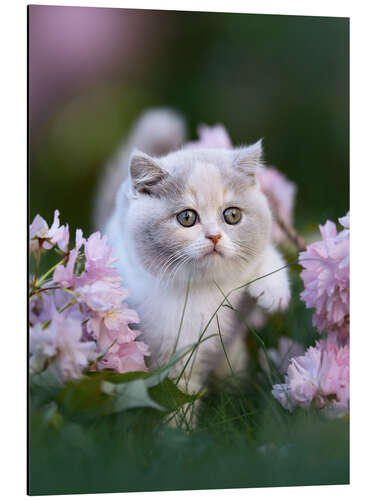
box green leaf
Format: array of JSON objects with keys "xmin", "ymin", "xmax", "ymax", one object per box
[
  {"xmin": 112, "ymin": 379, "xmax": 165, "ymax": 413},
  {"xmin": 41, "ymin": 344, "xmax": 204, "ymax": 423},
  {"xmin": 92, "ymin": 370, "xmax": 150, "ymax": 385},
  {"xmin": 57, "ymin": 374, "xmax": 114, "ymax": 421},
  {"xmin": 56, "ymin": 367, "xmax": 203, "ymax": 422},
  {"xmin": 149, "ymin": 377, "xmax": 204, "ymax": 412}
]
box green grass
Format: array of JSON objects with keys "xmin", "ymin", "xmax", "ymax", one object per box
[
  {"xmin": 28, "ymin": 271, "xmax": 349, "ymax": 495},
  {"xmin": 29, "ymin": 391, "xmax": 349, "ymax": 495}
]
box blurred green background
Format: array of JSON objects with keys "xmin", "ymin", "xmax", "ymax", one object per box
[{"xmin": 29, "ymin": 7, "xmax": 349, "ymax": 234}]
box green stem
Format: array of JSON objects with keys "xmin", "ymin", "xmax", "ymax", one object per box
[
  {"xmin": 41, "ymin": 319, "xmax": 51, "ymax": 330},
  {"xmin": 172, "ymin": 276, "xmax": 191, "ymax": 356},
  {"xmin": 30, "ymin": 285, "xmax": 61, "ymax": 298},
  {"xmin": 214, "ymin": 280, "xmax": 275, "ymax": 387},
  {"xmin": 33, "ymin": 256, "xmax": 67, "ymax": 290},
  {"xmin": 58, "ymin": 297, "xmax": 76, "ymax": 314},
  {"xmin": 215, "ymin": 313, "xmax": 237, "ymax": 381}
]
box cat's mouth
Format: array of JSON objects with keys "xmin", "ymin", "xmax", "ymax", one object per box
[{"xmin": 203, "ymin": 247, "xmax": 223, "ymax": 258}]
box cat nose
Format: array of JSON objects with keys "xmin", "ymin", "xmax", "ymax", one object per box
[{"xmin": 206, "ymin": 233, "xmax": 222, "ymax": 246}]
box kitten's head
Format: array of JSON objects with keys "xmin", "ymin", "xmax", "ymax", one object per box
[{"xmin": 123, "ymin": 142, "xmax": 272, "ymax": 285}]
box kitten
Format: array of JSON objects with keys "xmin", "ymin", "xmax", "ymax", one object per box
[{"xmin": 95, "ymin": 109, "xmax": 291, "ymax": 425}]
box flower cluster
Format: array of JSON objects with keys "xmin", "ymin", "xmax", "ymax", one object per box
[
  {"xmin": 272, "ymin": 338, "xmax": 349, "ymax": 416},
  {"xmin": 29, "ymin": 209, "xmax": 69, "ymax": 253},
  {"xmin": 185, "ymin": 124, "xmax": 297, "ymax": 243},
  {"xmin": 299, "ymin": 213, "xmax": 350, "ymax": 341},
  {"xmin": 272, "ymin": 212, "xmax": 350, "ymax": 416},
  {"xmin": 185, "ymin": 124, "xmax": 233, "ymax": 150},
  {"xmin": 29, "ymin": 211, "xmax": 150, "ymax": 383}
]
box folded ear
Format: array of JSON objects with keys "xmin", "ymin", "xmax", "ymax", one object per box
[
  {"xmin": 232, "ymin": 139, "xmax": 263, "ymax": 180},
  {"xmin": 129, "ymin": 150, "xmax": 168, "ymax": 194}
]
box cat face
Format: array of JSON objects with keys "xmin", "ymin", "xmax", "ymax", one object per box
[{"xmin": 124, "ymin": 144, "xmax": 272, "ymax": 285}]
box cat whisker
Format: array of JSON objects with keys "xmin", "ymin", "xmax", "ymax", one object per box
[
  {"xmin": 170, "ymin": 256, "xmax": 191, "ymax": 286},
  {"xmin": 157, "ymin": 248, "xmax": 192, "ymax": 288},
  {"xmin": 164, "ymin": 255, "xmax": 191, "ymax": 289},
  {"xmin": 158, "ymin": 249, "xmax": 187, "ymax": 280},
  {"xmin": 158, "ymin": 258, "xmax": 185, "ymax": 286}
]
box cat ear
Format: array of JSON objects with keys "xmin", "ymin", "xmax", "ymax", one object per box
[
  {"xmin": 129, "ymin": 149, "xmax": 168, "ymax": 194},
  {"xmin": 232, "ymin": 139, "xmax": 263, "ymax": 180}
]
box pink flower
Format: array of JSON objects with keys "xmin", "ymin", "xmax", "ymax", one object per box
[
  {"xmin": 98, "ymin": 341, "xmax": 150, "ymax": 373},
  {"xmin": 55, "ymin": 224, "xmax": 70, "ymax": 252},
  {"xmin": 52, "ymin": 314, "xmax": 97, "ymax": 381},
  {"xmin": 29, "ymin": 313, "xmax": 97, "ymax": 381},
  {"xmin": 271, "ymin": 380, "xmax": 294, "ymax": 412},
  {"xmin": 75, "ymin": 228, "xmax": 85, "ymax": 250},
  {"xmin": 29, "ymin": 290, "xmax": 56, "ymax": 326},
  {"xmin": 30, "ymin": 212, "xmax": 151, "ymax": 380},
  {"xmin": 29, "ymin": 323, "xmax": 58, "ymax": 375},
  {"xmin": 259, "ymin": 336, "xmax": 305, "ymax": 376},
  {"xmin": 320, "ymin": 337, "xmax": 350, "ymax": 407},
  {"xmin": 30, "ymin": 214, "xmax": 49, "ymax": 240},
  {"xmin": 257, "ymin": 167, "xmax": 297, "ymax": 243},
  {"xmin": 30, "ymin": 215, "xmax": 49, "ymax": 254},
  {"xmin": 87, "ymin": 304, "xmax": 139, "ymax": 351},
  {"xmin": 84, "ymin": 231, "xmax": 113, "ymax": 263},
  {"xmin": 339, "ymin": 213, "xmax": 349, "ymax": 229},
  {"xmin": 299, "ymin": 213, "xmax": 350, "ymax": 340},
  {"xmin": 185, "ymin": 124, "xmax": 232, "ymax": 150},
  {"xmin": 83, "ymin": 232, "xmax": 121, "ymax": 283},
  {"xmin": 29, "ymin": 286, "xmax": 86, "ymax": 326},
  {"xmin": 53, "ymin": 229, "xmax": 87, "ymax": 288},
  {"xmin": 102, "ymin": 305, "xmax": 139, "ymax": 331},
  {"xmin": 75, "ymin": 280, "xmax": 127, "ymax": 312},
  {"xmin": 29, "ymin": 209, "xmax": 69, "ymax": 252},
  {"xmin": 53, "ymin": 248, "xmax": 79, "ymax": 288},
  {"xmin": 287, "ymin": 344, "xmax": 324, "ymax": 407},
  {"xmin": 272, "ymin": 337, "xmax": 349, "ymax": 415}
]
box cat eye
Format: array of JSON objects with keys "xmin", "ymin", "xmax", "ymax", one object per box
[
  {"xmin": 176, "ymin": 209, "xmax": 198, "ymax": 227},
  {"xmin": 223, "ymin": 207, "xmax": 242, "ymax": 225}
]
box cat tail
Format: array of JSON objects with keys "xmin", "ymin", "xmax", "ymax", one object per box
[{"xmin": 93, "ymin": 108, "xmax": 186, "ymax": 231}]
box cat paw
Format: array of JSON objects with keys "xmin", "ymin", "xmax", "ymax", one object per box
[{"xmin": 248, "ymin": 279, "xmax": 291, "ymax": 313}]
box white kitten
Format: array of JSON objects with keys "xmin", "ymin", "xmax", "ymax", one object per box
[{"xmin": 95, "ymin": 109, "xmax": 291, "ymax": 425}]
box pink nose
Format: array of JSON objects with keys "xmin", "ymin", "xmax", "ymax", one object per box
[{"xmin": 206, "ymin": 233, "xmax": 222, "ymax": 246}]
